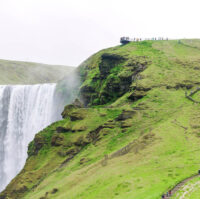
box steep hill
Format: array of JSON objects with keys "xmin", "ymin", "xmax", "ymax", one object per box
[
  {"xmin": 0, "ymin": 59, "xmax": 74, "ymax": 84},
  {"xmin": 1, "ymin": 39, "xmax": 200, "ymax": 199}
]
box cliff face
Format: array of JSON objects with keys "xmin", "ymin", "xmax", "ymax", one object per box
[
  {"xmin": 2, "ymin": 39, "xmax": 200, "ymax": 199},
  {"xmin": 79, "ymin": 52, "xmax": 150, "ymax": 106}
]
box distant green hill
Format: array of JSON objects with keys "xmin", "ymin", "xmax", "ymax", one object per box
[
  {"xmin": 0, "ymin": 59, "xmax": 74, "ymax": 84},
  {"xmin": 2, "ymin": 39, "xmax": 200, "ymax": 199}
]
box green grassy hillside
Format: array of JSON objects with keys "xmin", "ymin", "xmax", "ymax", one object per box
[
  {"xmin": 0, "ymin": 59, "xmax": 74, "ymax": 84},
  {"xmin": 172, "ymin": 176, "xmax": 200, "ymax": 198},
  {"xmin": 2, "ymin": 39, "xmax": 200, "ymax": 199}
]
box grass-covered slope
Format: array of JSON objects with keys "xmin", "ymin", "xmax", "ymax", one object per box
[
  {"xmin": 2, "ymin": 39, "xmax": 200, "ymax": 199},
  {"xmin": 0, "ymin": 59, "xmax": 74, "ymax": 84}
]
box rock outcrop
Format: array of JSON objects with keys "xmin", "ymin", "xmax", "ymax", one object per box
[{"xmin": 79, "ymin": 54, "xmax": 150, "ymax": 106}]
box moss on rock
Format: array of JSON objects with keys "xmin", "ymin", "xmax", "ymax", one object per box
[{"xmin": 51, "ymin": 133, "xmax": 65, "ymax": 146}]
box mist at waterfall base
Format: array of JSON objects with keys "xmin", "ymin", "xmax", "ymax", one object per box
[{"xmin": 0, "ymin": 83, "xmax": 68, "ymax": 192}]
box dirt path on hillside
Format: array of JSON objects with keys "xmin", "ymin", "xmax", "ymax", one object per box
[
  {"xmin": 176, "ymin": 181, "xmax": 200, "ymax": 199},
  {"xmin": 163, "ymin": 174, "xmax": 200, "ymax": 198}
]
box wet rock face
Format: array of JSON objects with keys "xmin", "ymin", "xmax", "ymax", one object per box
[{"xmin": 79, "ymin": 86, "xmax": 95, "ymax": 106}]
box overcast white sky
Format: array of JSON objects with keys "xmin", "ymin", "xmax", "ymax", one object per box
[{"xmin": 0, "ymin": 0, "xmax": 200, "ymax": 66}]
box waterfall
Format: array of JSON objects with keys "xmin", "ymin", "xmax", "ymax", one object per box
[{"xmin": 0, "ymin": 84, "xmax": 60, "ymax": 192}]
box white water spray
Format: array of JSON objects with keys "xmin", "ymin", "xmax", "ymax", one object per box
[{"xmin": 0, "ymin": 84, "xmax": 60, "ymax": 192}]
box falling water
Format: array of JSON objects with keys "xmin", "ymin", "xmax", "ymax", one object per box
[{"xmin": 0, "ymin": 84, "xmax": 60, "ymax": 192}]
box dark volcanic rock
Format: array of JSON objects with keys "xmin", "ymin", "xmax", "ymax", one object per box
[
  {"xmin": 115, "ymin": 110, "xmax": 136, "ymax": 121},
  {"xmin": 102, "ymin": 121, "xmax": 116, "ymax": 129},
  {"xmin": 79, "ymin": 54, "xmax": 150, "ymax": 106},
  {"xmin": 121, "ymin": 121, "xmax": 133, "ymax": 128},
  {"xmin": 56, "ymin": 126, "xmax": 71, "ymax": 133},
  {"xmin": 61, "ymin": 104, "xmax": 86, "ymax": 121},
  {"xmin": 51, "ymin": 188, "xmax": 58, "ymax": 194},
  {"xmin": 80, "ymin": 157, "xmax": 89, "ymax": 165},
  {"xmin": 74, "ymin": 136, "xmax": 90, "ymax": 147},
  {"xmin": 61, "ymin": 104, "xmax": 76, "ymax": 119},
  {"xmin": 65, "ymin": 147, "xmax": 80, "ymax": 156},
  {"xmin": 30, "ymin": 134, "xmax": 46, "ymax": 155},
  {"xmin": 128, "ymin": 90, "xmax": 147, "ymax": 101},
  {"xmin": 72, "ymin": 125, "xmax": 87, "ymax": 132},
  {"xmin": 99, "ymin": 53, "xmax": 126, "ymax": 78},
  {"xmin": 69, "ymin": 111, "xmax": 85, "ymax": 121},
  {"xmin": 51, "ymin": 133, "xmax": 64, "ymax": 146},
  {"xmin": 62, "ymin": 104, "xmax": 86, "ymax": 121},
  {"xmin": 86, "ymin": 126, "xmax": 104, "ymax": 144}
]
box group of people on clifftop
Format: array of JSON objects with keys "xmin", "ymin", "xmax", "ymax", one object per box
[
  {"xmin": 132, "ymin": 37, "xmax": 168, "ymax": 42},
  {"xmin": 120, "ymin": 36, "xmax": 169, "ymax": 44}
]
